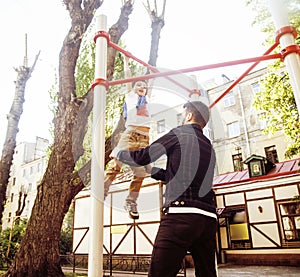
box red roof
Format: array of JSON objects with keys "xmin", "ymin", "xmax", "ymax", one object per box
[{"xmin": 213, "ymin": 159, "xmax": 300, "ymax": 187}]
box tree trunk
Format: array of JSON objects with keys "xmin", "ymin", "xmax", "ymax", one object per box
[
  {"xmin": 0, "ymin": 52, "xmax": 40, "ymax": 225},
  {"xmin": 15, "ymin": 191, "xmax": 28, "ymax": 225},
  {"xmin": 3, "ymin": 1, "xmax": 134, "ymax": 276},
  {"xmin": 148, "ymin": 16, "xmax": 164, "ymax": 67},
  {"xmin": 146, "ymin": 0, "xmax": 166, "ymax": 68}
]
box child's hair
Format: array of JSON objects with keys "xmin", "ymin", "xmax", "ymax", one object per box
[{"xmin": 132, "ymin": 79, "xmax": 148, "ymax": 87}]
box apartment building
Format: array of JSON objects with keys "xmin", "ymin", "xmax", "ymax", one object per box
[
  {"xmin": 4, "ymin": 67, "xmax": 293, "ymax": 266},
  {"xmin": 208, "ymin": 68, "xmax": 292, "ymax": 175},
  {"xmin": 73, "ymin": 67, "xmax": 299, "ymax": 260},
  {"xmin": 207, "ymin": 68, "xmax": 300, "ymax": 265},
  {"xmin": 2, "ymin": 137, "xmax": 49, "ymax": 230}
]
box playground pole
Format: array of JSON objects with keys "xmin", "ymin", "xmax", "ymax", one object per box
[
  {"xmin": 269, "ymin": 0, "xmax": 300, "ymax": 114},
  {"xmin": 88, "ymin": 14, "xmax": 107, "ymax": 277}
]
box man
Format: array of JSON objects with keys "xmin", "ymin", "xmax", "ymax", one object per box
[
  {"xmin": 104, "ymin": 78, "xmax": 151, "ymax": 220},
  {"xmin": 115, "ymin": 101, "xmax": 217, "ymax": 277}
]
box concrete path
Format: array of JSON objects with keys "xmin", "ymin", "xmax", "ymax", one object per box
[
  {"xmin": 64, "ymin": 264, "xmax": 300, "ymax": 276},
  {"xmin": 216, "ymin": 264, "xmax": 300, "ymax": 277}
]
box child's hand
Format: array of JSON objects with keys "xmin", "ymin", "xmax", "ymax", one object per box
[
  {"xmin": 110, "ymin": 147, "xmax": 121, "ymax": 158},
  {"xmin": 144, "ymin": 164, "xmax": 152, "ymax": 174}
]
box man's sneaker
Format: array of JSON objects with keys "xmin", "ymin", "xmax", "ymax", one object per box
[{"xmin": 124, "ymin": 200, "xmax": 139, "ymax": 220}]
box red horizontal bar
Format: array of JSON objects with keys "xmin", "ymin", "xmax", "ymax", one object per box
[
  {"xmin": 108, "ymin": 52, "xmax": 282, "ymax": 88},
  {"xmin": 108, "ymin": 41, "xmax": 194, "ymax": 94},
  {"xmin": 209, "ymin": 42, "xmax": 279, "ymax": 109}
]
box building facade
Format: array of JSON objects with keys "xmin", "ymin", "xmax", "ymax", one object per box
[
  {"xmin": 3, "ymin": 66, "xmax": 296, "ymax": 267},
  {"xmin": 208, "ymin": 67, "xmax": 292, "ymax": 175},
  {"xmin": 2, "ymin": 137, "xmax": 49, "ymax": 230},
  {"xmin": 72, "ymin": 67, "xmax": 300, "ymax": 267},
  {"xmin": 214, "ymin": 156, "xmax": 300, "ymax": 265}
]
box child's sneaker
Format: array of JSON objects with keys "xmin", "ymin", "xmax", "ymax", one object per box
[{"xmin": 124, "ymin": 200, "xmax": 139, "ymax": 220}]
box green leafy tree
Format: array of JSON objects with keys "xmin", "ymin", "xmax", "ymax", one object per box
[
  {"xmin": 0, "ymin": 213, "xmax": 73, "ymax": 265},
  {"xmin": 59, "ymin": 227, "xmax": 72, "ymax": 256},
  {"xmin": 3, "ymin": 0, "xmax": 166, "ymax": 275},
  {"xmin": 246, "ymin": 0, "xmax": 300, "ymax": 43},
  {"xmin": 247, "ymin": 0, "xmax": 300, "ymax": 158},
  {"xmin": 253, "ymin": 61, "xmax": 300, "ymax": 158},
  {"xmin": 0, "ymin": 219, "xmax": 27, "ymax": 267},
  {"xmin": 59, "ymin": 206, "xmax": 74, "ymax": 255},
  {"xmin": 74, "ymin": 34, "xmax": 143, "ymax": 169},
  {"xmin": 3, "ymin": 1, "xmax": 133, "ymax": 276}
]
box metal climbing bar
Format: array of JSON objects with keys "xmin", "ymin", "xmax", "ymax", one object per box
[
  {"xmin": 108, "ymin": 40, "xmax": 196, "ymax": 95},
  {"xmin": 108, "ymin": 52, "xmax": 282, "ymax": 87},
  {"xmin": 91, "ymin": 10, "xmax": 299, "ymax": 113},
  {"xmin": 209, "ymin": 42, "xmax": 279, "ymax": 109},
  {"xmin": 209, "ymin": 24, "xmax": 299, "ymax": 109}
]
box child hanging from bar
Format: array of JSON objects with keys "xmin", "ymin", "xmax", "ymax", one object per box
[{"xmin": 104, "ymin": 55, "xmax": 152, "ymax": 219}]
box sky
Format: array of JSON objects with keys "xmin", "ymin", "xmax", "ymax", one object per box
[{"xmin": 0, "ymin": 0, "xmax": 270, "ymax": 151}]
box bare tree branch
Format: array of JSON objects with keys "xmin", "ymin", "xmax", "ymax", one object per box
[{"xmin": 0, "ymin": 50, "xmax": 40, "ymax": 224}]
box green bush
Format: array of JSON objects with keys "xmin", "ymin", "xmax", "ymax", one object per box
[
  {"xmin": 60, "ymin": 226, "xmax": 72, "ymax": 255},
  {"xmin": 0, "ymin": 219, "xmax": 27, "ymax": 267},
  {"xmin": 0, "ymin": 218, "xmax": 72, "ymax": 268}
]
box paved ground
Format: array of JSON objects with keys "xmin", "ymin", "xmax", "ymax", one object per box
[
  {"xmin": 216, "ymin": 264, "xmax": 300, "ymax": 277},
  {"xmin": 64, "ymin": 264, "xmax": 300, "ymax": 276}
]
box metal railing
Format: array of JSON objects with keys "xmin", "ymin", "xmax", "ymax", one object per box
[{"xmin": 60, "ymin": 254, "xmax": 187, "ymax": 276}]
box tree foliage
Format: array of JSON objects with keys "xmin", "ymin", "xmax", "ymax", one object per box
[
  {"xmin": 74, "ymin": 34, "xmax": 144, "ymax": 169},
  {"xmin": 0, "ymin": 212, "xmax": 74, "ymax": 267},
  {"xmin": 253, "ymin": 61, "xmax": 300, "ymax": 158},
  {"xmin": 3, "ymin": 0, "xmax": 166, "ymax": 275},
  {"xmin": 0, "ymin": 219, "xmax": 27, "ymax": 267},
  {"xmin": 246, "ymin": 0, "xmax": 300, "ymax": 44},
  {"xmin": 59, "ymin": 205, "xmax": 74, "ymax": 255},
  {"xmin": 247, "ymin": 0, "xmax": 300, "ymax": 158}
]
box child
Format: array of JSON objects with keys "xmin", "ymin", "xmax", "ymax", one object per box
[{"xmin": 104, "ymin": 57, "xmax": 152, "ymax": 219}]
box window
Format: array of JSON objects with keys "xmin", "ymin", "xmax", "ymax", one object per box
[
  {"xmin": 232, "ymin": 153, "xmax": 243, "ymax": 171},
  {"xmin": 223, "ymin": 91, "xmax": 235, "ymax": 107},
  {"xmin": 251, "ymin": 82, "xmax": 260, "ymax": 94},
  {"xmin": 12, "ymin": 177, "xmax": 16, "ymax": 186},
  {"xmin": 229, "ymin": 211, "xmax": 249, "ymax": 241},
  {"xmin": 258, "ymin": 112, "xmax": 268, "ymax": 130},
  {"xmin": 10, "ymin": 193, "xmax": 14, "ymax": 203},
  {"xmin": 37, "ymin": 163, "xmax": 41, "ymax": 172},
  {"xmin": 8, "ymin": 212, "xmax": 11, "ymax": 223},
  {"xmin": 30, "ymin": 166, "xmax": 34, "ymax": 175},
  {"xmin": 227, "ymin": 121, "xmax": 240, "ymax": 138},
  {"xmin": 28, "ymin": 183, "xmax": 32, "ymax": 192},
  {"xmin": 279, "ymin": 201, "xmax": 300, "ymax": 241},
  {"xmin": 177, "ymin": 113, "xmax": 183, "ymax": 126},
  {"xmin": 265, "ymin": 145, "xmax": 279, "ymax": 163},
  {"xmin": 157, "ymin": 119, "xmax": 165, "ymax": 133},
  {"xmin": 25, "ymin": 200, "xmax": 30, "ymax": 215},
  {"xmin": 220, "ymin": 206, "xmax": 250, "ymax": 249}
]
